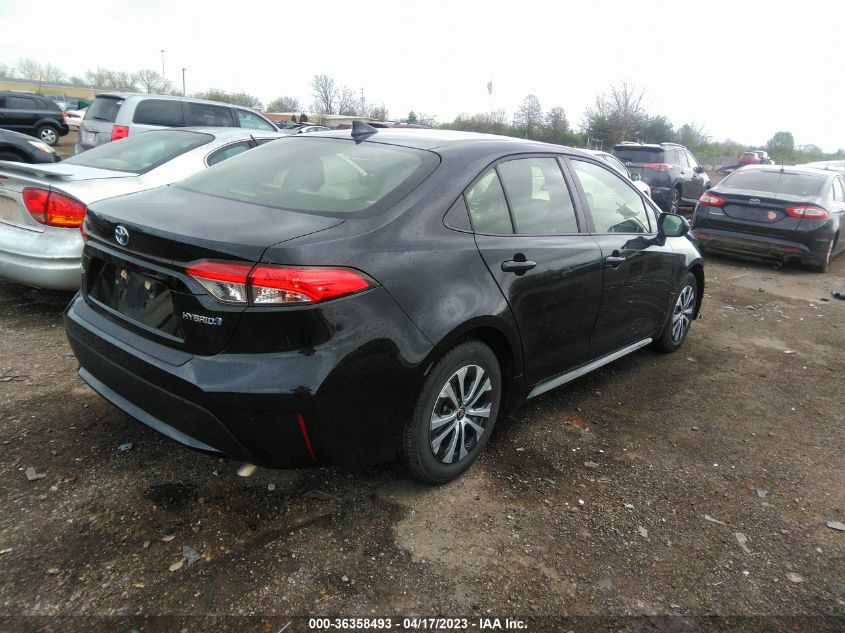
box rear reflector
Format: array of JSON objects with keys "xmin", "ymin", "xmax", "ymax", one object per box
[
  {"xmin": 698, "ymin": 192, "xmax": 726, "ymax": 207},
  {"xmin": 784, "ymin": 205, "xmax": 828, "ymax": 219},
  {"xmin": 186, "ymin": 261, "xmax": 375, "ymax": 305},
  {"xmin": 643, "ymin": 163, "xmax": 672, "ymax": 172},
  {"xmin": 111, "ymin": 125, "xmax": 129, "ymax": 141},
  {"xmin": 22, "ymin": 187, "xmax": 87, "ymax": 227}
]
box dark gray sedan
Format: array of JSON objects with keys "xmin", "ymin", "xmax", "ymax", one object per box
[{"xmin": 692, "ymin": 165, "xmax": 844, "ymax": 272}]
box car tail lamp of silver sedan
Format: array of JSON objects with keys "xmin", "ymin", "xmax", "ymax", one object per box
[{"xmin": 22, "ymin": 187, "xmax": 87, "ymax": 228}]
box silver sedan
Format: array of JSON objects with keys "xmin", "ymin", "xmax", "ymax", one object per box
[{"xmin": 0, "ymin": 127, "xmax": 282, "ymax": 290}]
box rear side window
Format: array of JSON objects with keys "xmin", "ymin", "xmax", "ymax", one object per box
[
  {"xmin": 184, "ymin": 102, "xmax": 235, "ymax": 127},
  {"xmin": 133, "ymin": 99, "xmax": 184, "ymax": 127},
  {"xmin": 6, "ymin": 96, "xmax": 37, "ymax": 109},
  {"xmin": 721, "ymin": 170, "xmax": 825, "ymax": 197},
  {"xmin": 62, "ymin": 129, "xmax": 212, "ymax": 174},
  {"xmin": 177, "ymin": 137, "xmax": 439, "ymax": 215},
  {"xmin": 86, "ymin": 97, "xmax": 124, "ymax": 123},
  {"xmin": 831, "ymin": 178, "xmax": 844, "ymax": 202},
  {"xmin": 497, "ymin": 157, "xmax": 578, "ymax": 234},
  {"xmin": 466, "ymin": 169, "xmax": 513, "ymax": 234},
  {"xmin": 206, "ymin": 141, "xmax": 252, "ymax": 166},
  {"xmin": 572, "ymin": 160, "xmax": 652, "ymax": 233},
  {"xmin": 236, "ymin": 109, "xmax": 275, "ymax": 131},
  {"xmin": 612, "ymin": 148, "xmax": 664, "ymax": 165}
]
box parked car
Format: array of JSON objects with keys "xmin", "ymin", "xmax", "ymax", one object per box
[
  {"xmin": 0, "ymin": 128, "xmax": 61, "ymax": 164},
  {"xmin": 64, "ymin": 126, "xmax": 704, "ymax": 484},
  {"xmin": 277, "ymin": 122, "xmax": 330, "ymax": 134},
  {"xmin": 586, "ymin": 149, "xmax": 652, "ymax": 198},
  {"xmin": 800, "ymin": 159, "xmax": 845, "ymax": 174},
  {"xmin": 692, "ymin": 165, "xmax": 844, "ymax": 272},
  {"xmin": 612, "ymin": 142, "xmax": 711, "ymax": 213},
  {"xmin": 0, "ymin": 127, "xmax": 283, "ymax": 290},
  {"xmin": 739, "ymin": 150, "xmax": 774, "ymax": 166},
  {"xmin": 76, "ymin": 93, "xmax": 279, "ymax": 153},
  {"xmin": 0, "ymin": 90, "xmax": 70, "ymax": 146},
  {"xmin": 65, "ymin": 108, "xmax": 87, "ymax": 129}
]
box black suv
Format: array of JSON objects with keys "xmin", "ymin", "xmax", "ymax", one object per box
[
  {"xmin": 0, "ymin": 91, "xmax": 70, "ymax": 146},
  {"xmin": 612, "ymin": 142, "xmax": 710, "ymax": 213}
]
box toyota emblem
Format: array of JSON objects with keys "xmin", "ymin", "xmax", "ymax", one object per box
[{"xmin": 114, "ymin": 225, "xmax": 129, "ymax": 246}]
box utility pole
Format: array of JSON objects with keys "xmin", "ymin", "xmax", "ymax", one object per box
[
  {"xmin": 182, "ymin": 68, "xmax": 187, "ymax": 96},
  {"xmin": 160, "ymin": 49, "xmax": 166, "ymax": 80}
]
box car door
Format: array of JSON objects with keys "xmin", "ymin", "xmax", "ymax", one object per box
[
  {"xmin": 671, "ymin": 148, "xmax": 694, "ymax": 200},
  {"xmin": 4, "ymin": 95, "xmax": 39, "ymax": 133},
  {"xmin": 685, "ymin": 150, "xmax": 707, "ymax": 199},
  {"xmin": 468, "ymin": 155, "xmax": 605, "ymax": 385},
  {"xmin": 567, "ymin": 158, "xmax": 680, "ymax": 358}
]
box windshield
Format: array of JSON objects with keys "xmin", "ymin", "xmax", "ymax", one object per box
[
  {"xmin": 177, "ymin": 136, "xmax": 439, "ymax": 215},
  {"xmin": 612, "ymin": 148, "xmax": 664, "ymax": 164},
  {"xmin": 721, "ymin": 169, "xmax": 825, "ymax": 197},
  {"xmin": 62, "ymin": 130, "xmax": 212, "ymax": 174}
]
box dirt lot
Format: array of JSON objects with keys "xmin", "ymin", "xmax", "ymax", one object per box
[{"xmin": 1, "ymin": 246, "xmax": 844, "ymax": 631}]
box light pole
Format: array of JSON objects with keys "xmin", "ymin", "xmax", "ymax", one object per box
[
  {"xmin": 160, "ymin": 49, "xmax": 166, "ymax": 79},
  {"xmin": 182, "ymin": 68, "xmax": 186, "ymax": 96}
]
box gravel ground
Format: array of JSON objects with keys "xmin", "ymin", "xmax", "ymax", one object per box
[{"xmin": 0, "ymin": 244, "xmax": 843, "ymax": 632}]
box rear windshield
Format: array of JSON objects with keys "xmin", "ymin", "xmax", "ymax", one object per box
[
  {"xmin": 612, "ymin": 147, "xmax": 664, "ymax": 164},
  {"xmin": 86, "ymin": 97, "xmax": 124, "ymax": 123},
  {"xmin": 62, "ymin": 129, "xmax": 212, "ymax": 174},
  {"xmin": 720, "ymin": 169, "xmax": 826, "ymax": 197},
  {"xmin": 177, "ymin": 136, "xmax": 440, "ymax": 215}
]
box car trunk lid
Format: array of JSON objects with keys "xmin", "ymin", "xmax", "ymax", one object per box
[
  {"xmin": 698, "ymin": 191, "xmax": 806, "ymax": 238},
  {"xmin": 82, "ymin": 186, "xmax": 345, "ymax": 355}
]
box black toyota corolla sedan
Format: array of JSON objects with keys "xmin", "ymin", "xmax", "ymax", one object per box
[
  {"xmin": 692, "ymin": 165, "xmax": 845, "ymax": 272},
  {"xmin": 64, "ymin": 125, "xmax": 704, "ymax": 483}
]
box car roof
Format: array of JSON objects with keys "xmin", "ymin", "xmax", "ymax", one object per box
[
  {"xmin": 170, "ymin": 126, "xmax": 285, "ymax": 140},
  {"xmin": 93, "ymin": 92, "xmax": 261, "ymax": 111},
  {"xmin": 311, "ymin": 127, "xmax": 587, "ymax": 155}
]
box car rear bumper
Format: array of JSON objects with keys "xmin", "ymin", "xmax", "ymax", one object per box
[
  {"xmin": 692, "ymin": 228, "xmax": 822, "ymax": 264},
  {"xmin": 0, "ymin": 223, "xmax": 83, "ymax": 290},
  {"xmin": 63, "ymin": 288, "xmax": 432, "ymax": 469}
]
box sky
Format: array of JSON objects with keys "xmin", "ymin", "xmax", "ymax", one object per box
[{"xmin": 1, "ymin": 0, "xmax": 843, "ymax": 151}]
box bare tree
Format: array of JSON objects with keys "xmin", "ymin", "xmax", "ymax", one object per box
[
  {"xmin": 16, "ymin": 58, "xmax": 42, "ymax": 80},
  {"xmin": 42, "ymin": 64, "xmax": 65, "ymax": 82},
  {"xmin": 85, "ymin": 68, "xmax": 114, "ymax": 88},
  {"xmin": 336, "ymin": 85, "xmax": 358, "ymax": 116},
  {"xmin": 368, "ymin": 104, "xmax": 389, "ymax": 121},
  {"xmin": 584, "ymin": 82, "xmax": 646, "ymax": 145},
  {"xmin": 194, "ymin": 89, "xmax": 262, "ymax": 109},
  {"xmin": 109, "ymin": 71, "xmax": 138, "ymax": 91},
  {"xmin": 133, "ymin": 69, "xmax": 171, "ymax": 94},
  {"xmin": 0, "ymin": 63, "xmax": 11, "ymax": 78},
  {"xmin": 514, "ymin": 94, "xmax": 543, "ymax": 138},
  {"xmin": 266, "ymin": 96, "xmax": 300, "ymax": 112},
  {"xmin": 310, "ymin": 74, "xmax": 336, "ymax": 114}
]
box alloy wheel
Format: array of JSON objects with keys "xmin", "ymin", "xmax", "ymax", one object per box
[
  {"xmin": 670, "ymin": 189, "xmax": 680, "ymax": 214},
  {"xmin": 40, "ymin": 128, "xmax": 58, "ymax": 145},
  {"xmin": 429, "ymin": 365, "xmax": 493, "ymax": 464},
  {"xmin": 671, "ymin": 284, "xmax": 695, "ymax": 343}
]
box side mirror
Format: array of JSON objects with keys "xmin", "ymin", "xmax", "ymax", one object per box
[
  {"xmin": 629, "ymin": 171, "xmax": 641, "ymax": 181},
  {"xmin": 658, "ymin": 212, "xmax": 690, "ymax": 238},
  {"xmin": 693, "ymin": 165, "xmax": 705, "ymax": 174}
]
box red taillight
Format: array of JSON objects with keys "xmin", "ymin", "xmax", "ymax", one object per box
[
  {"xmin": 61, "ymin": 111, "xmax": 68, "ymax": 121},
  {"xmin": 249, "ymin": 266, "xmax": 372, "ymax": 304},
  {"xmin": 186, "ymin": 261, "xmax": 374, "ymax": 305},
  {"xmin": 785, "ymin": 205, "xmax": 828, "ymax": 219},
  {"xmin": 111, "ymin": 125, "xmax": 129, "ymax": 141},
  {"xmin": 22, "ymin": 187, "xmax": 87, "ymax": 227},
  {"xmin": 698, "ymin": 192, "xmax": 726, "ymax": 207},
  {"xmin": 643, "ymin": 163, "xmax": 671, "ymax": 172}
]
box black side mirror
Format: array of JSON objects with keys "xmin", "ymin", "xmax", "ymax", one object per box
[
  {"xmin": 658, "ymin": 212, "xmax": 690, "ymax": 238},
  {"xmin": 693, "ymin": 165, "xmax": 704, "ymax": 174}
]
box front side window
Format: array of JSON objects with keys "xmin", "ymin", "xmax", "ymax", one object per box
[
  {"xmin": 178, "ymin": 137, "xmax": 438, "ymax": 215},
  {"xmin": 184, "ymin": 102, "xmax": 234, "ymax": 127},
  {"xmin": 236, "ymin": 109, "xmax": 275, "ymax": 131},
  {"xmin": 671, "ymin": 149, "xmax": 688, "ymax": 167},
  {"xmin": 133, "ymin": 99, "xmax": 184, "ymax": 127},
  {"xmin": 686, "ymin": 151, "xmax": 699, "ymax": 169},
  {"xmin": 466, "ymin": 169, "xmax": 513, "ymax": 234},
  {"xmin": 571, "ymin": 160, "xmax": 652, "ymax": 234},
  {"xmin": 62, "ymin": 129, "xmax": 212, "ymax": 174},
  {"xmin": 497, "ymin": 158, "xmax": 578, "ymax": 234}
]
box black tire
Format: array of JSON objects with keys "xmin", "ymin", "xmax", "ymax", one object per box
[
  {"xmin": 36, "ymin": 125, "xmax": 59, "ymax": 146},
  {"xmin": 0, "ymin": 150, "xmax": 27, "ymax": 162},
  {"xmin": 807, "ymin": 239, "xmax": 833, "ymax": 273},
  {"xmin": 653, "ymin": 272, "xmax": 697, "ymax": 353},
  {"xmin": 401, "ymin": 341, "xmax": 502, "ymax": 484}
]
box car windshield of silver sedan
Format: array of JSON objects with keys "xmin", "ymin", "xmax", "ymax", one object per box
[{"xmin": 62, "ymin": 130, "xmax": 213, "ymax": 174}]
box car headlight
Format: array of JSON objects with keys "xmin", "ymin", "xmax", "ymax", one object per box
[{"xmin": 27, "ymin": 140, "xmax": 56, "ymax": 154}]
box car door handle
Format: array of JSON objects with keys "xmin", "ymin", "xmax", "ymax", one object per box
[
  {"xmin": 604, "ymin": 255, "xmax": 627, "ymax": 267},
  {"xmin": 501, "ymin": 259, "xmax": 536, "ymax": 274}
]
